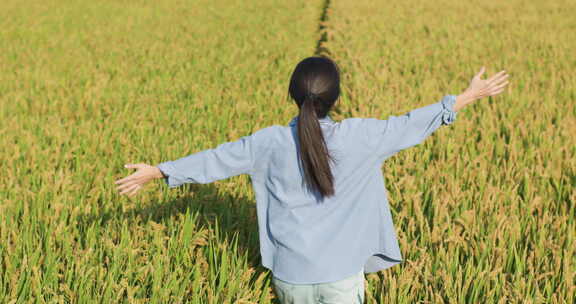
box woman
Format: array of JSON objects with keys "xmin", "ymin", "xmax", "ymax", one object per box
[{"xmin": 115, "ymin": 56, "xmax": 509, "ymax": 303}]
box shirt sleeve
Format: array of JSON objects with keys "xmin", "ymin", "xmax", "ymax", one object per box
[
  {"xmin": 155, "ymin": 134, "xmax": 256, "ymax": 188},
  {"xmin": 361, "ymin": 95, "xmax": 458, "ymax": 161}
]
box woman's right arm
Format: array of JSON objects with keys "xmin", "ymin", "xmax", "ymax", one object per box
[
  {"xmin": 361, "ymin": 67, "xmax": 509, "ymax": 161},
  {"xmin": 454, "ymin": 67, "xmax": 509, "ymax": 112}
]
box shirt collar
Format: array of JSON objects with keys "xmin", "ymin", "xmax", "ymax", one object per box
[{"xmin": 288, "ymin": 115, "xmax": 335, "ymax": 127}]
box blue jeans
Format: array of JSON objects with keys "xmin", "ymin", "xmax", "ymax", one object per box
[{"xmin": 272, "ymin": 268, "xmax": 365, "ymax": 304}]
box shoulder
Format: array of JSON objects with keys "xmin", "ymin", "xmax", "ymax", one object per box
[
  {"xmin": 250, "ymin": 125, "xmax": 283, "ymax": 138},
  {"xmin": 335, "ymin": 117, "xmax": 391, "ymax": 151},
  {"xmin": 247, "ymin": 124, "xmax": 285, "ymax": 148},
  {"xmin": 337, "ymin": 117, "xmax": 389, "ymax": 134}
]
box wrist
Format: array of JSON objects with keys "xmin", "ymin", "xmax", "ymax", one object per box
[
  {"xmin": 454, "ymin": 90, "xmax": 477, "ymax": 112},
  {"xmin": 153, "ymin": 166, "xmax": 166, "ymax": 179}
]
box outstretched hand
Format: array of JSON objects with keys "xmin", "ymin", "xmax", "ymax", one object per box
[
  {"xmin": 468, "ymin": 67, "xmax": 509, "ymax": 98},
  {"xmin": 454, "ymin": 67, "xmax": 510, "ymax": 111},
  {"xmin": 115, "ymin": 163, "xmax": 164, "ymax": 197}
]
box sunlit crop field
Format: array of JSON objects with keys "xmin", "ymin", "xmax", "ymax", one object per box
[
  {"xmin": 325, "ymin": 0, "xmax": 575, "ymax": 303},
  {"xmin": 1, "ymin": 0, "xmax": 574, "ymax": 303}
]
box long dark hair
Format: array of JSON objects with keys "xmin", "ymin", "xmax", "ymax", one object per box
[{"xmin": 288, "ymin": 56, "xmax": 340, "ymax": 198}]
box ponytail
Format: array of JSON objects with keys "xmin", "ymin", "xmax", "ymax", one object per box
[
  {"xmin": 296, "ymin": 93, "xmax": 335, "ymax": 198},
  {"xmin": 288, "ymin": 56, "xmax": 340, "ymax": 199}
]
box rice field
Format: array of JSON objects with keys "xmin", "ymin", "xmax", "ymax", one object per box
[{"xmin": 0, "ymin": 0, "xmax": 574, "ymax": 303}]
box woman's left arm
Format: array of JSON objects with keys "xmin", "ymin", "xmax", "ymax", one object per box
[
  {"xmin": 156, "ymin": 135, "xmax": 255, "ymax": 187},
  {"xmin": 115, "ymin": 135, "xmax": 255, "ymax": 197}
]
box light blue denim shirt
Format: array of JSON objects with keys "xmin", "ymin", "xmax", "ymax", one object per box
[{"xmin": 156, "ymin": 95, "xmax": 457, "ymax": 284}]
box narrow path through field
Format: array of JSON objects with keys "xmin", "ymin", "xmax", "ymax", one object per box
[
  {"xmin": 313, "ymin": 0, "xmax": 359, "ymax": 119},
  {"xmin": 314, "ymin": 0, "xmax": 332, "ymax": 56}
]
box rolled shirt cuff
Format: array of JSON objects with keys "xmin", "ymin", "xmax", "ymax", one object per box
[
  {"xmin": 440, "ymin": 95, "xmax": 458, "ymax": 125},
  {"xmin": 156, "ymin": 162, "xmax": 182, "ymax": 188}
]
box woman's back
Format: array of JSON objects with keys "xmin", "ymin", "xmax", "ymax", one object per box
[
  {"xmin": 252, "ymin": 114, "xmax": 398, "ymax": 284},
  {"xmin": 247, "ymin": 92, "xmax": 457, "ymax": 283},
  {"xmin": 258, "ymin": 115, "xmax": 380, "ymax": 209}
]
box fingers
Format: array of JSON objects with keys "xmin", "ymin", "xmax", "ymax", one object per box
[
  {"xmin": 116, "ymin": 180, "xmax": 144, "ymax": 196},
  {"xmin": 110, "ymin": 163, "xmax": 148, "ymax": 197},
  {"xmin": 127, "ymin": 185, "xmax": 141, "ymax": 197},
  {"xmin": 475, "ymin": 66, "xmax": 486, "ymax": 78},
  {"xmin": 487, "ymin": 70, "xmax": 507, "ymax": 84},
  {"xmin": 487, "ymin": 71, "xmax": 510, "ymax": 94},
  {"xmin": 493, "ymin": 79, "xmax": 509, "ymax": 90},
  {"xmin": 115, "ymin": 175, "xmax": 133, "ymax": 185},
  {"xmin": 116, "ymin": 180, "xmax": 137, "ymax": 191},
  {"xmin": 116, "ymin": 172, "xmax": 146, "ymax": 190},
  {"xmin": 490, "ymin": 89, "xmax": 506, "ymax": 96},
  {"xmin": 125, "ymin": 163, "xmax": 145, "ymax": 169},
  {"xmin": 119, "ymin": 183, "xmax": 140, "ymax": 195},
  {"xmin": 489, "ymin": 81, "xmax": 510, "ymax": 96},
  {"xmin": 115, "ymin": 163, "xmax": 153, "ymax": 197},
  {"xmin": 115, "ymin": 164, "xmax": 148, "ymax": 185},
  {"xmin": 489, "ymin": 73, "xmax": 509, "ymax": 87},
  {"xmin": 115, "ymin": 172, "xmax": 141, "ymax": 185},
  {"xmin": 492, "ymin": 73, "xmax": 509, "ymax": 85}
]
